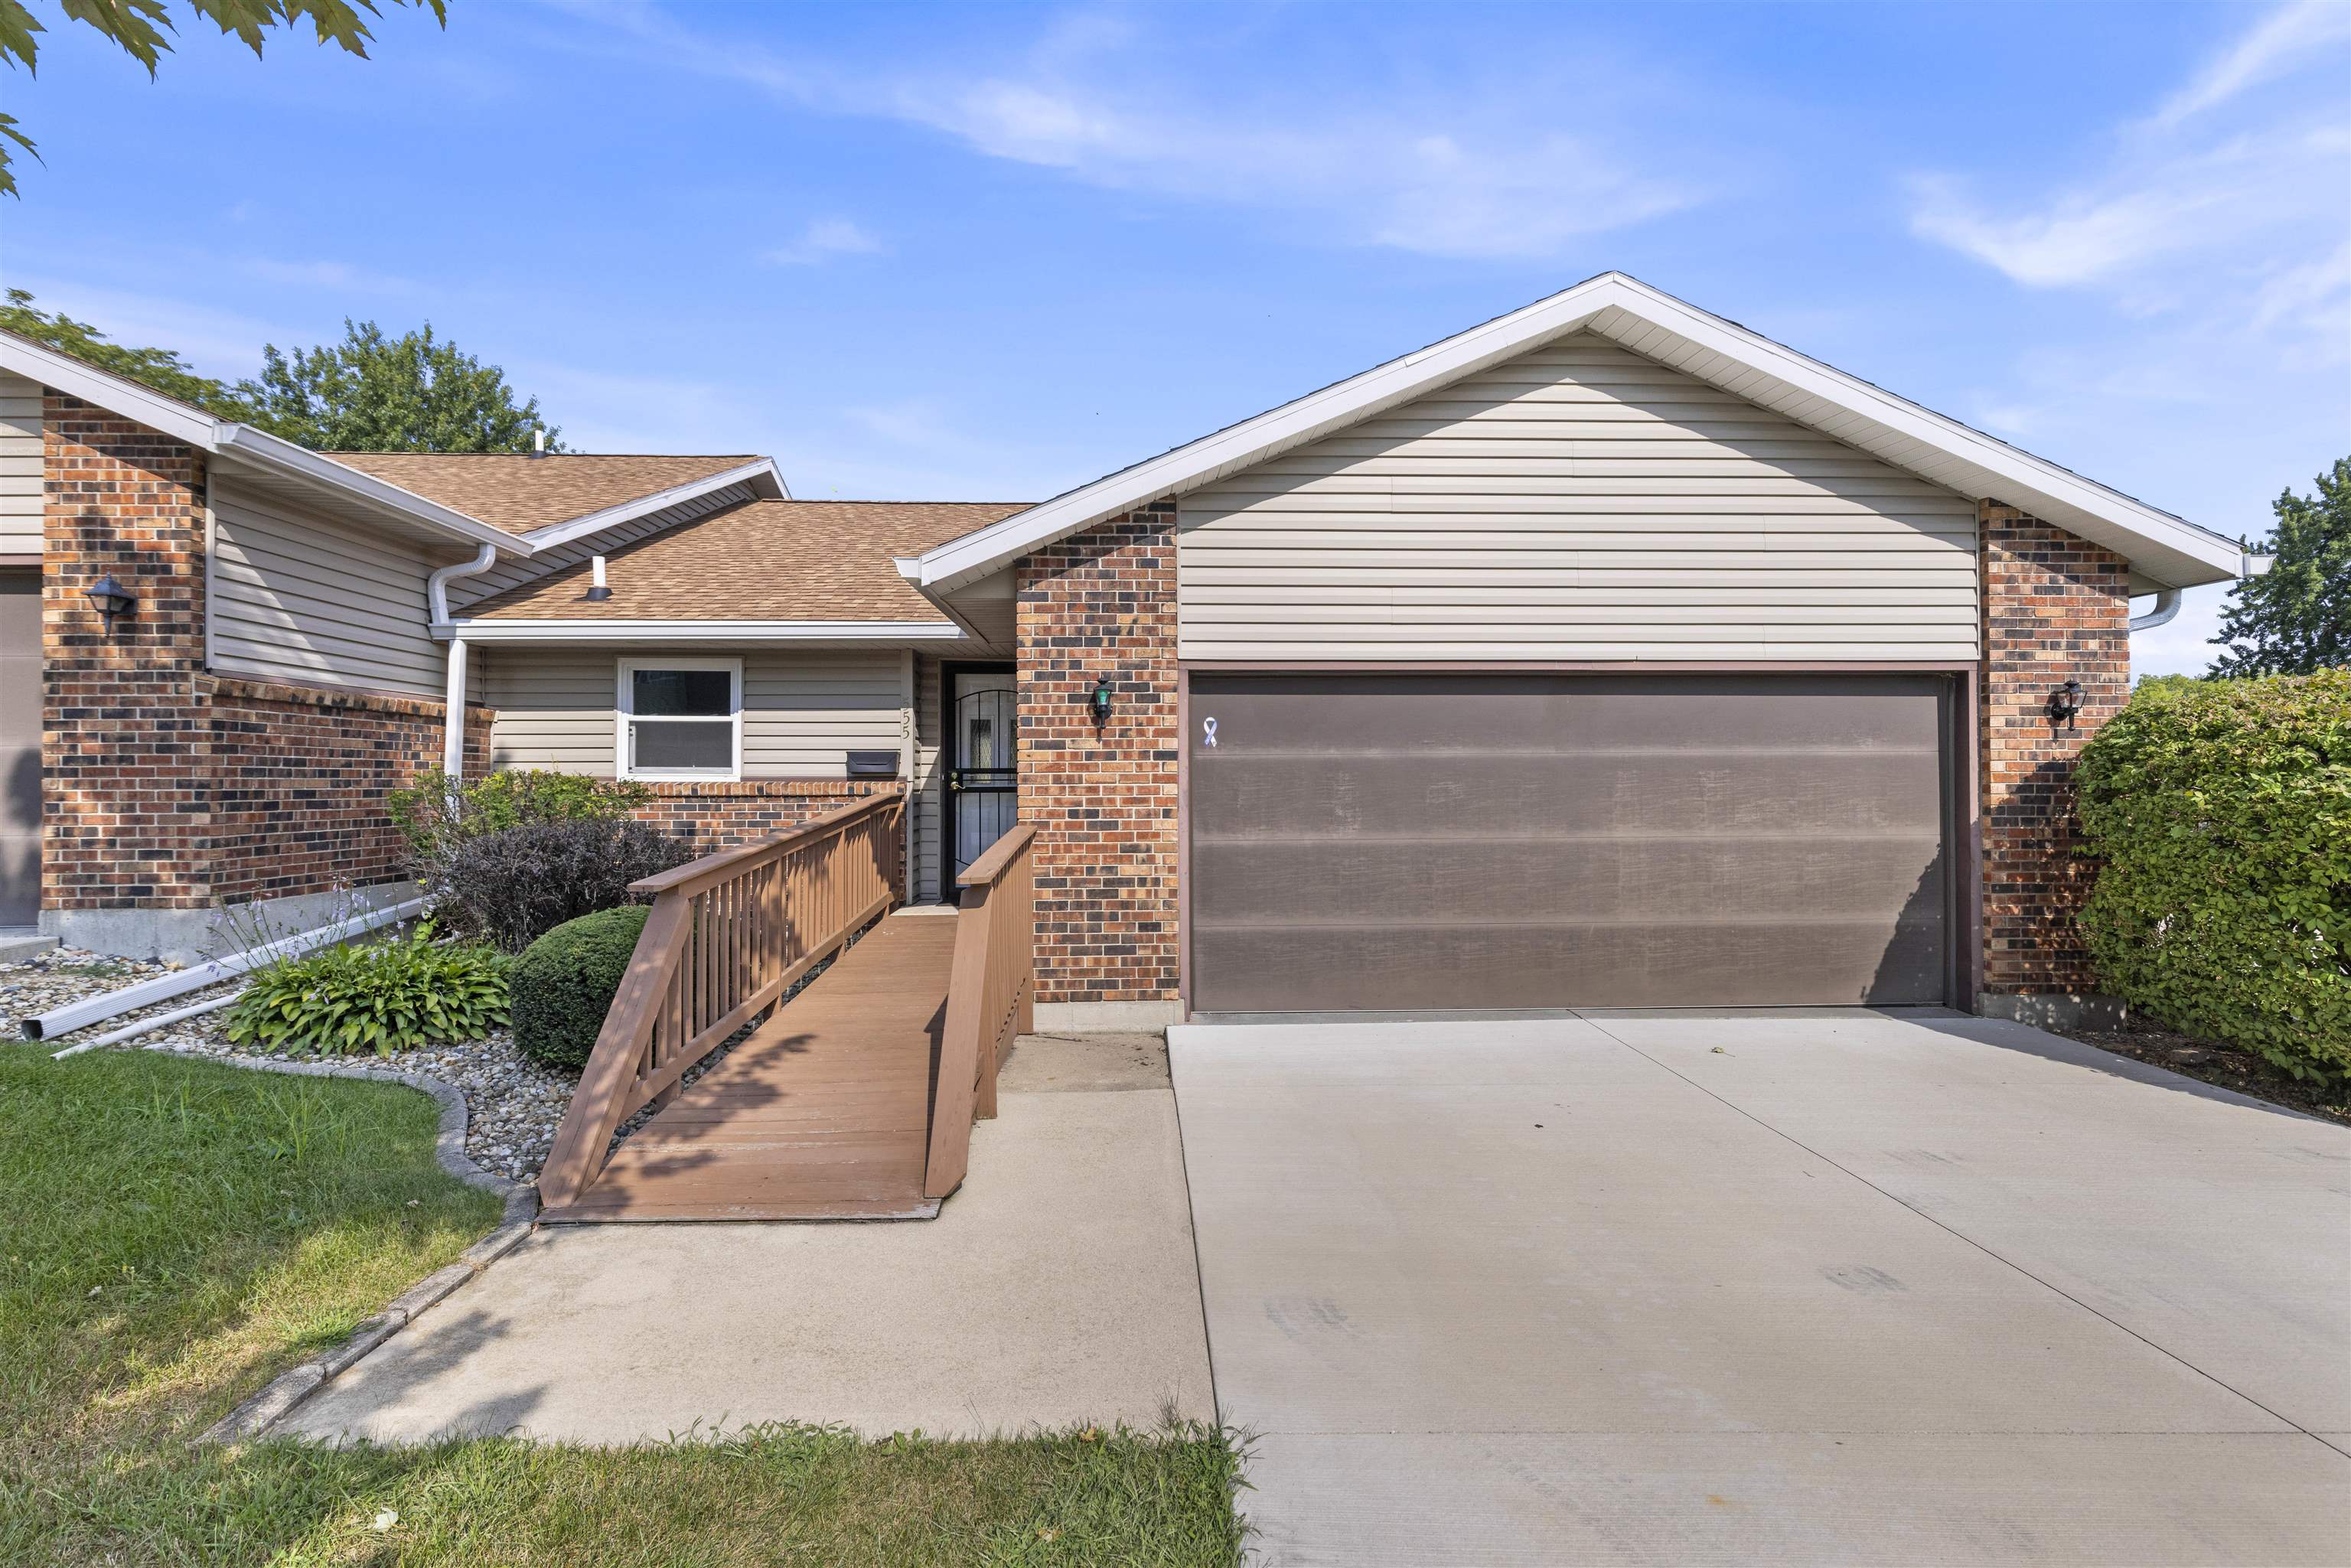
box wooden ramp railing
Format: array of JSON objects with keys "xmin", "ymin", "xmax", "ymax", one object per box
[
  {"xmin": 537, "ymin": 794, "xmax": 905, "ymax": 1212},
  {"xmin": 923, "ymin": 823, "xmax": 1037, "ymax": 1199}
]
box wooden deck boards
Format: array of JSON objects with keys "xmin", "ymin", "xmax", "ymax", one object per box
[{"xmin": 540, "ymin": 910, "xmax": 957, "ymax": 1223}]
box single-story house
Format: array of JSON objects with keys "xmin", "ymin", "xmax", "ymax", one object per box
[{"xmin": 0, "ymin": 272, "xmax": 2252, "ymax": 1026}]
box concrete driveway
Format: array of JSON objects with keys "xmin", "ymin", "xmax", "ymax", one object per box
[{"xmin": 1170, "ymin": 1011, "xmax": 2351, "ymax": 1566}]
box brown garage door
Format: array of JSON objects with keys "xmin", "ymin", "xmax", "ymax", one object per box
[{"xmin": 1187, "ymin": 672, "xmax": 1954, "ymax": 1012}]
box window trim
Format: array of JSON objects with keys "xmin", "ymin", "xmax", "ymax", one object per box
[{"xmin": 615, "ymin": 655, "xmax": 743, "ymax": 781}]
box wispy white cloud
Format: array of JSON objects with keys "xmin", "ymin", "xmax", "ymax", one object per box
[
  {"xmin": 1907, "ymin": 5, "xmax": 2351, "ymax": 356},
  {"xmin": 574, "ymin": 4, "xmax": 1704, "ymax": 261},
  {"xmin": 240, "ymin": 256, "xmax": 424, "ymax": 296},
  {"xmin": 762, "ymin": 217, "xmax": 887, "ymax": 267},
  {"xmin": 2150, "ymin": 0, "xmax": 2351, "ymax": 128}
]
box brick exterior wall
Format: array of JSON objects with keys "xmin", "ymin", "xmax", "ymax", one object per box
[
  {"xmin": 1014, "ymin": 501, "xmax": 1180, "ymax": 1005},
  {"xmin": 209, "ymin": 676, "xmax": 491, "ymax": 903},
  {"xmin": 44, "ymin": 393, "xmax": 214, "ymax": 910},
  {"xmin": 40, "ymin": 391, "xmax": 492, "ymax": 914},
  {"xmin": 1978, "ymin": 502, "xmax": 2132, "ymax": 998},
  {"xmin": 629, "ymin": 779, "xmax": 901, "ymax": 857}
]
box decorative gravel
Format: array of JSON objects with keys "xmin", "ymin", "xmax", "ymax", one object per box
[
  {"xmin": 7, "ymin": 918, "xmax": 884, "ymax": 1186},
  {"xmin": 3, "ymin": 946, "xmax": 574, "ymax": 1185}
]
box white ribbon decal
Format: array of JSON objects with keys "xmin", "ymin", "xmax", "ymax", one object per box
[{"xmin": 1202, "ymin": 716, "xmax": 1219, "ymax": 748}]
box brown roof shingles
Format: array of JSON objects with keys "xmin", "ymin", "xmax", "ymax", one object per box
[
  {"xmin": 464, "ymin": 500, "xmax": 1029, "ymax": 622},
  {"xmin": 324, "ymin": 452, "xmax": 762, "ymax": 535}
]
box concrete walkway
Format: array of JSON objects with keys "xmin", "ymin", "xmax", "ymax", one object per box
[
  {"xmin": 1172, "ymin": 1012, "xmax": 2351, "ymax": 1566},
  {"xmin": 288, "ymin": 1033, "xmax": 1211, "ymax": 1442}
]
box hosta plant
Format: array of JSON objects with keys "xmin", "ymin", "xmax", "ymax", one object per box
[{"xmin": 223, "ymin": 926, "xmax": 510, "ymax": 1057}]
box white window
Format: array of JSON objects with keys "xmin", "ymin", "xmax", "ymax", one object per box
[{"xmin": 616, "ymin": 657, "xmax": 742, "ymax": 780}]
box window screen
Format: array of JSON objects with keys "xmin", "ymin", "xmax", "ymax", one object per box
[{"xmin": 624, "ymin": 664, "xmax": 738, "ymax": 776}]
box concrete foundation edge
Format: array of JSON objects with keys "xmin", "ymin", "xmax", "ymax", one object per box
[
  {"xmin": 197, "ymin": 1057, "xmax": 535, "ymax": 1443},
  {"xmin": 43, "ymin": 881, "xmax": 422, "ymax": 966},
  {"xmin": 1033, "ymin": 999, "xmax": 1184, "ymax": 1032},
  {"xmin": 1978, "ymin": 992, "xmax": 2128, "ymax": 1031}
]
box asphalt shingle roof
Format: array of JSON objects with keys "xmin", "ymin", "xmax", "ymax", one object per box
[
  {"xmin": 464, "ymin": 499, "xmax": 1030, "ymax": 622},
  {"xmin": 324, "ymin": 452, "xmax": 762, "ymax": 535}
]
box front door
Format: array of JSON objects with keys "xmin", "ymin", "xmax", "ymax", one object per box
[{"xmin": 944, "ymin": 667, "xmax": 1016, "ymax": 902}]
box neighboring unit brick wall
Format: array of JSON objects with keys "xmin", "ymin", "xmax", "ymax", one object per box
[
  {"xmin": 40, "ymin": 391, "xmax": 493, "ymax": 915},
  {"xmin": 630, "ymin": 778, "xmax": 899, "ymax": 856},
  {"xmin": 42, "ymin": 393, "xmax": 212, "ymax": 910},
  {"xmin": 1978, "ymin": 502, "xmax": 2131, "ymax": 998},
  {"xmin": 1014, "ymin": 500, "xmax": 1180, "ymax": 1005},
  {"xmin": 208, "ymin": 676, "xmax": 491, "ymax": 903}
]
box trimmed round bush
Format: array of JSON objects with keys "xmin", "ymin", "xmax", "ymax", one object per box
[
  {"xmin": 2075, "ymin": 670, "xmax": 2350, "ymax": 1081},
  {"xmin": 511, "ymin": 905, "xmax": 651, "ymax": 1072}
]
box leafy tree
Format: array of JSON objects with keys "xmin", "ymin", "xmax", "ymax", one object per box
[
  {"xmin": 2, "ymin": 291, "xmax": 559, "ymax": 452},
  {"xmin": 0, "ymin": 288, "xmax": 259, "ymax": 419},
  {"xmin": 237, "ymin": 319, "xmax": 560, "ymax": 452},
  {"xmin": 2212, "ymin": 458, "xmax": 2351, "ymax": 677},
  {"xmin": 0, "ymin": 1, "xmax": 443, "ymax": 196}
]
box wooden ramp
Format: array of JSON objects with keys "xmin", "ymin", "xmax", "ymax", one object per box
[
  {"xmin": 534, "ymin": 796, "xmax": 1037, "ymax": 1227},
  {"xmin": 540, "ymin": 910, "xmax": 957, "ymax": 1223}
]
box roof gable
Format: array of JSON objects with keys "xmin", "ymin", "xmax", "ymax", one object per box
[{"xmin": 910, "ymin": 273, "xmax": 2247, "ymax": 592}]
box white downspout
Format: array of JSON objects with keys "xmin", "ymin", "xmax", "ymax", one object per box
[
  {"xmin": 2128, "ymin": 587, "xmax": 2183, "ymax": 633},
  {"xmin": 429, "ymin": 544, "xmax": 500, "ymax": 778}
]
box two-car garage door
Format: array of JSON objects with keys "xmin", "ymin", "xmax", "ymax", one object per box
[{"xmin": 1186, "ymin": 672, "xmax": 1957, "ymax": 1012}]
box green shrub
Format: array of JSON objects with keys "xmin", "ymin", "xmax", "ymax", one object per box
[
  {"xmin": 511, "ymin": 905, "xmax": 651, "ymax": 1071},
  {"xmin": 388, "ymin": 768, "xmax": 655, "ymax": 938},
  {"xmin": 223, "ymin": 926, "xmax": 510, "ymax": 1057},
  {"xmin": 2075, "ymin": 670, "xmax": 2351, "ymax": 1081}
]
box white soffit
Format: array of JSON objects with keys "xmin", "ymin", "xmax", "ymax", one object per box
[{"xmin": 911, "ymin": 272, "xmax": 2246, "ymax": 593}]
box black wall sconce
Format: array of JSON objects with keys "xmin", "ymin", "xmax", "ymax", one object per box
[
  {"xmin": 83, "ymin": 573, "xmax": 135, "ymax": 634},
  {"xmin": 1089, "ymin": 673, "xmax": 1114, "ymax": 726},
  {"xmin": 2046, "ymin": 678, "xmax": 2085, "ymax": 730}
]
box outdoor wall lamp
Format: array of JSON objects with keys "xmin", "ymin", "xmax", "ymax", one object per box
[
  {"xmin": 2046, "ymin": 679, "xmax": 2085, "ymax": 730},
  {"xmin": 1089, "ymin": 673, "xmax": 1115, "ymax": 726},
  {"xmin": 83, "ymin": 573, "xmax": 135, "ymax": 633}
]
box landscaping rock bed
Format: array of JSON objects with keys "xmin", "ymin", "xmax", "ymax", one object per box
[{"xmin": 4, "ymin": 947, "xmax": 573, "ymax": 1185}]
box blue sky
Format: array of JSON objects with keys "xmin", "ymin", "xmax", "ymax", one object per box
[{"xmin": 3, "ymin": 0, "xmax": 2346, "ymax": 674}]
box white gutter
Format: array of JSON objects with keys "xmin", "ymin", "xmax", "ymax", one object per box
[
  {"xmin": 431, "ymin": 618, "xmax": 967, "ymax": 643},
  {"xmin": 50, "ymin": 990, "xmax": 246, "ymax": 1060},
  {"xmin": 429, "ymin": 544, "xmax": 501, "ymax": 777},
  {"xmin": 517, "ymin": 461, "xmax": 788, "ymax": 551},
  {"xmin": 2128, "ymin": 588, "xmax": 2183, "ymax": 633},
  {"xmin": 24, "ymin": 896, "xmax": 425, "ymax": 1042}
]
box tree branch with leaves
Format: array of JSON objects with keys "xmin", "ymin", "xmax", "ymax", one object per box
[
  {"xmin": 2212, "ymin": 458, "xmax": 2351, "ymax": 678},
  {"xmin": 0, "ymin": 0, "xmax": 447, "ymax": 197}
]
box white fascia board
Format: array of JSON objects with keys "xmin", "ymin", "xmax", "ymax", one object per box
[
  {"xmin": 1578, "ymin": 279, "xmax": 2244, "ymax": 586},
  {"xmin": 434, "ymin": 618, "xmax": 966, "ymax": 643},
  {"xmin": 1, "ymin": 330, "xmax": 221, "ymax": 445},
  {"xmin": 213, "ymin": 427, "xmax": 527, "ymax": 554},
  {"xmin": 1, "ymin": 328, "xmax": 531, "ymax": 557},
  {"xmin": 517, "ymin": 459, "xmax": 789, "ymax": 551},
  {"xmin": 910, "ymin": 271, "xmax": 2245, "ymax": 592},
  {"xmin": 912, "ymin": 284, "xmax": 1619, "ymax": 592}
]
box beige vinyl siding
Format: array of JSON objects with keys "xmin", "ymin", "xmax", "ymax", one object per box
[
  {"xmin": 0, "ymin": 373, "xmax": 41, "ymax": 555},
  {"xmin": 209, "ymin": 475, "xmax": 450, "ymax": 696},
  {"xmin": 1177, "ymin": 332, "xmax": 1981, "ymax": 663},
  {"xmin": 448, "ymin": 484, "xmax": 758, "ymax": 610},
  {"xmin": 486, "ymin": 646, "xmax": 907, "ymax": 777}
]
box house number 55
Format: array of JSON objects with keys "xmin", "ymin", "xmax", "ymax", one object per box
[{"xmin": 1202, "ymin": 717, "xmax": 1218, "ymax": 748}]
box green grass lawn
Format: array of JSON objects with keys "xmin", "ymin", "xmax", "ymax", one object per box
[{"xmin": 0, "ymin": 1042, "xmax": 1247, "ymax": 1566}]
